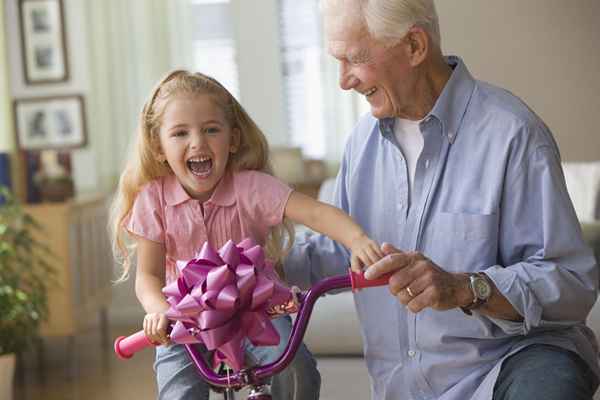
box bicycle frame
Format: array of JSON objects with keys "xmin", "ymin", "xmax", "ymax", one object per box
[{"xmin": 115, "ymin": 269, "xmax": 391, "ymax": 399}]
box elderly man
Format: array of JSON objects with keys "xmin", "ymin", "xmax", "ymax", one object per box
[{"xmin": 284, "ymin": 1, "xmax": 599, "ymax": 399}]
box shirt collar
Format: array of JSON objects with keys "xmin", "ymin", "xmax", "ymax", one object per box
[
  {"xmin": 207, "ymin": 172, "xmax": 236, "ymax": 207},
  {"xmin": 378, "ymin": 56, "xmax": 475, "ymax": 144},
  {"xmin": 164, "ymin": 174, "xmax": 191, "ymax": 206},
  {"xmin": 163, "ymin": 172, "xmax": 236, "ymax": 207}
]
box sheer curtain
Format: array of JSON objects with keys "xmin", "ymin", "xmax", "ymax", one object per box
[
  {"xmin": 168, "ymin": 0, "xmax": 240, "ymax": 98},
  {"xmin": 278, "ymin": 0, "xmax": 366, "ymax": 165},
  {"xmin": 84, "ymin": 0, "xmax": 366, "ymax": 182},
  {"xmin": 83, "ymin": 0, "xmax": 172, "ymax": 190}
]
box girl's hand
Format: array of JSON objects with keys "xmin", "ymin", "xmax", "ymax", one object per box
[
  {"xmin": 143, "ymin": 312, "xmax": 170, "ymax": 345},
  {"xmin": 349, "ymin": 234, "xmax": 384, "ymax": 273}
]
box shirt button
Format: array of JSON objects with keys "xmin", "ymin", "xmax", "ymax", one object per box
[{"xmin": 407, "ymin": 349, "xmax": 416, "ymax": 357}]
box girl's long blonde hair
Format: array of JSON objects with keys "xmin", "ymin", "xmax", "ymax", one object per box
[{"xmin": 109, "ymin": 70, "xmax": 295, "ymax": 281}]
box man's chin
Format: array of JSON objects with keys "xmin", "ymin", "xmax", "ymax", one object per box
[{"xmin": 370, "ymin": 107, "xmax": 393, "ymax": 119}]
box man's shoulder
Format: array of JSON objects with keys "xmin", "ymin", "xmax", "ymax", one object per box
[
  {"xmin": 469, "ymin": 80, "xmax": 554, "ymax": 148},
  {"xmin": 472, "ymin": 80, "xmax": 542, "ymax": 130}
]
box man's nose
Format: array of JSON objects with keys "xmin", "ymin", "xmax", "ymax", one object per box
[{"xmin": 339, "ymin": 62, "xmax": 359, "ymax": 91}]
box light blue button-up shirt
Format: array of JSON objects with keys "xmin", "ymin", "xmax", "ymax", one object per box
[{"xmin": 284, "ymin": 56, "xmax": 599, "ymax": 400}]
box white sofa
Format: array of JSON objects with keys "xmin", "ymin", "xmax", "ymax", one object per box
[{"xmin": 303, "ymin": 162, "xmax": 600, "ymax": 359}]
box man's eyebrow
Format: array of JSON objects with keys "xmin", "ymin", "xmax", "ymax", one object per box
[{"xmin": 328, "ymin": 41, "xmax": 346, "ymax": 58}]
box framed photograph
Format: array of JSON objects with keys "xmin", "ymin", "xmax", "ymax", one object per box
[
  {"xmin": 18, "ymin": 0, "xmax": 69, "ymax": 84},
  {"xmin": 13, "ymin": 95, "xmax": 87, "ymax": 151}
]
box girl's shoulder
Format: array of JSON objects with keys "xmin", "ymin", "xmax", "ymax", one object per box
[
  {"xmin": 232, "ymin": 169, "xmax": 286, "ymax": 190},
  {"xmin": 134, "ymin": 176, "xmax": 172, "ymax": 209},
  {"xmin": 137, "ymin": 176, "xmax": 166, "ymax": 197}
]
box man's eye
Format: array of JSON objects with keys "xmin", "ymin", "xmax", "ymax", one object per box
[
  {"xmin": 349, "ymin": 50, "xmax": 370, "ymax": 65},
  {"xmin": 350, "ymin": 56, "xmax": 369, "ymax": 65},
  {"xmin": 173, "ymin": 131, "xmax": 187, "ymax": 137}
]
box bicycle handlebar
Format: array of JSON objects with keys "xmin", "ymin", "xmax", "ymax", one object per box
[{"xmin": 114, "ymin": 269, "xmax": 393, "ymax": 387}]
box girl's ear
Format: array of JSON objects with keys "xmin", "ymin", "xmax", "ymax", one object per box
[
  {"xmin": 152, "ymin": 140, "xmax": 166, "ymax": 162},
  {"xmin": 230, "ymin": 128, "xmax": 241, "ymax": 154}
]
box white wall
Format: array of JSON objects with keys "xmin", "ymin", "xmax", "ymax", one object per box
[
  {"xmin": 436, "ymin": 0, "xmax": 600, "ymax": 161},
  {"xmin": 4, "ymin": 0, "xmax": 101, "ymax": 193}
]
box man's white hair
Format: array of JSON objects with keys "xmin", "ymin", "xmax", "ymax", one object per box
[{"xmin": 321, "ymin": 0, "xmax": 441, "ymax": 48}]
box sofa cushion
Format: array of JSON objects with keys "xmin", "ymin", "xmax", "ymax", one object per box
[{"xmin": 562, "ymin": 161, "xmax": 600, "ymax": 222}]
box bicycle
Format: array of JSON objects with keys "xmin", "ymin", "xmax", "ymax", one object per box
[{"xmin": 114, "ymin": 269, "xmax": 392, "ymax": 399}]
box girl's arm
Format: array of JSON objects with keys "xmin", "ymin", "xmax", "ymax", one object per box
[
  {"xmin": 284, "ymin": 191, "xmax": 383, "ymax": 271},
  {"xmin": 133, "ymin": 234, "xmax": 171, "ymax": 344}
]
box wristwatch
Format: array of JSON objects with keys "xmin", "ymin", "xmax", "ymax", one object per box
[{"xmin": 461, "ymin": 273, "xmax": 493, "ymax": 315}]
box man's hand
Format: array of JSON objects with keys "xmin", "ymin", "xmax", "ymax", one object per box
[{"xmin": 364, "ymin": 243, "xmax": 473, "ymax": 313}]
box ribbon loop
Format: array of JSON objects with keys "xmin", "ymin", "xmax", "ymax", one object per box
[{"xmin": 165, "ymin": 240, "xmax": 293, "ymax": 371}]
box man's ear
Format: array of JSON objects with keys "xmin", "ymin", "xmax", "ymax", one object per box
[
  {"xmin": 230, "ymin": 128, "xmax": 241, "ymax": 154},
  {"xmin": 406, "ymin": 26, "xmax": 429, "ymax": 67}
]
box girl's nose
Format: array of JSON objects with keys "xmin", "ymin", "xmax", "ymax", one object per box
[
  {"xmin": 339, "ymin": 61, "xmax": 359, "ymax": 91},
  {"xmin": 190, "ymin": 132, "xmax": 205, "ymax": 149}
]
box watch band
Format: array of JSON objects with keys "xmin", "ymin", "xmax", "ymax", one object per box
[{"xmin": 460, "ymin": 273, "xmax": 491, "ymax": 316}]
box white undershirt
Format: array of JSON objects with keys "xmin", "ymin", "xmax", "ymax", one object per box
[{"xmin": 393, "ymin": 118, "xmax": 424, "ymax": 203}]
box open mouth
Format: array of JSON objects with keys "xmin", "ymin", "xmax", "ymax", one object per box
[
  {"xmin": 364, "ymin": 87, "xmax": 377, "ymax": 97},
  {"xmin": 187, "ymin": 156, "xmax": 212, "ymax": 177}
]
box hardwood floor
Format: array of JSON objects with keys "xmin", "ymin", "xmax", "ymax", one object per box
[
  {"xmin": 13, "ymin": 325, "xmax": 370, "ymax": 400},
  {"xmin": 15, "ymin": 325, "xmax": 156, "ymax": 400}
]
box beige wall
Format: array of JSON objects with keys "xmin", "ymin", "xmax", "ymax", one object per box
[{"xmin": 436, "ymin": 0, "xmax": 600, "ymax": 161}]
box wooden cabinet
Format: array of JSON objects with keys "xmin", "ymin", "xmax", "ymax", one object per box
[{"xmin": 24, "ymin": 194, "xmax": 112, "ymax": 339}]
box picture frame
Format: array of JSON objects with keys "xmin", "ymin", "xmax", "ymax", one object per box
[
  {"xmin": 18, "ymin": 0, "xmax": 69, "ymax": 84},
  {"xmin": 13, "ymin": 95, "xmax": 87, "ymax": 151}
]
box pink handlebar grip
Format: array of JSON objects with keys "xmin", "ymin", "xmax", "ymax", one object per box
[
  {"xmin": 349, "ymin": 269, "xmax": 394, "ymax": 290},
  {"xmin": 114, "ymin": 330, "xmax": 154, "ymax": 359}
]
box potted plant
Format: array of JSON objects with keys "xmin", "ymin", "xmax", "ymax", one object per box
[{"xmin": 0, "ymin": 187, "xmax": 54, "ymax": 399}]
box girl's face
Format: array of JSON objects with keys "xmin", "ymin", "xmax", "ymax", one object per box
[{"xmin": 157, "ymin": 94, "xmax": 240, "ymax": 202}]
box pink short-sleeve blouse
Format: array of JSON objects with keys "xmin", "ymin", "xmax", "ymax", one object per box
[{"xmin": 126, "ymin": 170, "xmax": 293, "ymax": 283}]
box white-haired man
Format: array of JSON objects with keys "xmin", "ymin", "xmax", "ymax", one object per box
[{"xmin": 284, "ymin": 1, "xmax": 599, "ymax": 399}]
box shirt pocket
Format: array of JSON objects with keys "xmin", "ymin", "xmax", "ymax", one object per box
[{"xmin": 426, "ymin": 211, "xmax": 499, "ymax": 272}]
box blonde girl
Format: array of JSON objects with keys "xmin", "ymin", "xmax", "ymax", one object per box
[{"xmin": 110, "ymin": 70, "xmax": 381, "ymax": 399}]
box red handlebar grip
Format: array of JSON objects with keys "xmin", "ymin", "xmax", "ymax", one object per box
[
  {"xmin": 349, "ymin": 269, "xmax": 394, "ymax": 290},
  {"xmin": 114, "ymin": 330, "xmax": 153, "ymax": 359}
]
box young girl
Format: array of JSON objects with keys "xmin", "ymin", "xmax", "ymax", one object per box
[{"xmin": 110, "ymin": 70, "xmax": 382, "ymax": 399}]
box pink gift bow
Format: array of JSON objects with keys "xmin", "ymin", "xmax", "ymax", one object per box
[{"xmin": 162, "ymin": 238, "xmax": 293, "ymax": 371}]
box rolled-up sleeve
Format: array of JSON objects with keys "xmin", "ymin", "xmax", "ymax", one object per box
[{"xmin": 483, "ymin": 142, "xmax": 598, "ymax": 335}]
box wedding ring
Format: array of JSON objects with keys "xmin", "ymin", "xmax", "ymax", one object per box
[{"xmin": 406, "ymin": 286, "xmax": 414, "ymax": 297}]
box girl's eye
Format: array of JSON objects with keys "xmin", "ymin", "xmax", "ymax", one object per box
[
  {"xmin": 173, "ymin": 131, "xmax": 187, "ymax": 137},
  {"xmin": 205, "ymin": 127, "xmax": 220, "ymax": 135}
]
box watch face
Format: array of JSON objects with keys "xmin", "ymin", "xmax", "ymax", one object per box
[{"xmin": 473, "ymin": 277, "xmax": 492, "ymax": 300}]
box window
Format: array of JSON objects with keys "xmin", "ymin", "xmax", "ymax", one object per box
[
  {"xmin": 278, "ymin": 0, "xmax": 326, "ymax": 158},
  {"xmin": 190, "ymin": 0, "xmax": 239, "ymax": 98}
]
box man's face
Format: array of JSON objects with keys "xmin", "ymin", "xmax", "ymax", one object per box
[{"xmin": 328, "ymin": 25, "xmax": 415, "ymax": 119}]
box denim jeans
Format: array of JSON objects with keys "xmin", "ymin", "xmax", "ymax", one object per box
[
  {"xmin": 154, "ymin": 315, "xmax": 321, "ymax": 399},
  {"xmin": 493, "ymin": 344, "xmax": 597, "ymax": 400}
]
